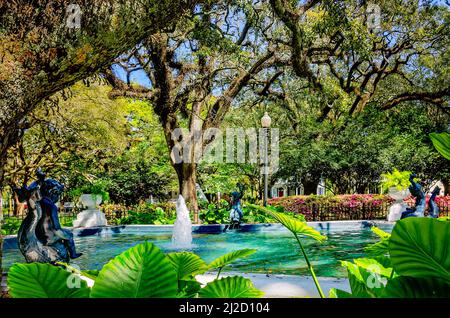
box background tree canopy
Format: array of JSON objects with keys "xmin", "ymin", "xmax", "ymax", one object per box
[{"xmin": 0, "ymin": 0, "xmax": 449, "ymax": 214}]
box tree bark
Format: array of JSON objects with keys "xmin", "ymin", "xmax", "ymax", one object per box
[
  {"xmin": 13, "ymin": 191, "xmax": 25, "ymax": 217},
  {"xmin": 0, "ymin": 186, "xmax": 3, "ymax": 294},
  {"xmin": 302, "ymin": 179, "xmax": 318, "ymax": 195},
  {"xmin": 173, "ymin": 162, "xmax": 199, "ymax": 223},
  {"xmin": 442, "ymin": 178, "xmax": 449, "ymax": 196}
]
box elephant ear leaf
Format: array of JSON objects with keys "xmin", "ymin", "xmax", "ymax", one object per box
[
  {"xmin": 90, "ymin": 242, "xmax": 178, "ymax": 298},
  {"xmin": 166, "ymin": 252, "xmax": 208, "ymax": 280},
  {"xmin": 365, "ymin": 227, "xmax": 390, "ymax": 256},
  {"xmin": 382, "ymin": 276, "xmax": 450, "ymax": 298},
  {"xmin": 430, "ymin": 132, "xmax": 450, "ymax": 160},
  {"xmin": 208, "ymin": 249, "xmax": 257, "ymax": 270},
  {"xmin": 389, "ymin": 218, "xmax": 450, "ymax": 282},
  {"xmin": 7, "ymin": 263, "xmax": 90, "ymax": 298},
  {"xmin": 340, "ymin": 261, "xmax": 387, "ymax": 298},
  {"xmin": 247, "ymin": 204, "xmax": 326, "ymax": 242},
  {"xmin": 199, "ymin": 276, "xmax": 263, "ymax": 298},
  {"xmin": 329, "ymin": 288, "xmax": 352, "ymax": 298}
]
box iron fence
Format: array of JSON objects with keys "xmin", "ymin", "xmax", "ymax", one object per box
[{"xmin": 2, "ymin": 198, "xmax": 449, "ymax": 230}]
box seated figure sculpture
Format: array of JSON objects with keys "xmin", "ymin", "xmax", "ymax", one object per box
[
  {"xmin": 228, "ymin": 183, "xmax": 245, "ymax": 229},
  {"xmin": 428, "ymin": 186, "xmax": 440, "ymax": 218},
  {"xmin": 14, "ymin": 169, "xmax": 82, "ymax": 263},
  {"xmin": 400, "ymin": 173, "xmax": 426, "ymax": 219}
]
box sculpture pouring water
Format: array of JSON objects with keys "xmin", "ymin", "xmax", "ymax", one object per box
[{"xmin": 172, "ymin": 195, "xmax": 193, "ymax": 249}]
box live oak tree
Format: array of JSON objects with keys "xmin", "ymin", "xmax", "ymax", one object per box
[
  {"xmin": 105, "ymin": 2, "xmax": 284, "ymax": 221},
  {"xmin": 0, "ymin": 0, "xmax": 201, "ymax": 285},
  {"xmin": 267, "ymin": 0, "xmax": 449, "ymax": 120},
  {"xmin": 260, "ymin": 0, "xmax": 449, "ymax": 192}
]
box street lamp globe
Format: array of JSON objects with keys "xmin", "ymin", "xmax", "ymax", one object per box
[{"xmin": 261, "ymin": 112, "xmax": 271, "ymax": 128}]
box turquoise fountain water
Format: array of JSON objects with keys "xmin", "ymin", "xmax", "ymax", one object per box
[{"xmin": 3, "ymin": 222, "xmax": 392, "ymax": 278}]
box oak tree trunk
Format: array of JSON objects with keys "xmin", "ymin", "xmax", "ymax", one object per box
[
  {"xmin": 174, "ymin": 162, "xmax": 199, "ymax": 223},
  {"xmin": 302, "ymin": 179, "xmax": 318, "ymax": 195},
  {"xmin": 442, "ymin": 178, "xmax": 449, "ymax": 196},
  {"xmin": 0, "ymin": 184, "xmax": 4, "ymax": 292}
]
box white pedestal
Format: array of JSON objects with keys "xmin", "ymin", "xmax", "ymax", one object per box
[
  {"xmin": 387, "ymin": 187, "xmax": 409, "ymax": 222},
  {"xmin": 73, "ymin": 210, "xmax": 107, "ymax": 228}
]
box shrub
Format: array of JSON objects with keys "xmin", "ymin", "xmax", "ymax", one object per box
[
  {"xmin": 199, "ymin": 200, "xmax": 230, "ymax": 224},
  {"xmin": 1, "ymin": 217, "xmax": 22, "ymax": 235},
  {"xmin": 268, "ymin": 194, "xmax": 395, "ymax": 221},
  {"xmin": 119, "ymin": 202, "xmax": 176, "ymax": 225}
]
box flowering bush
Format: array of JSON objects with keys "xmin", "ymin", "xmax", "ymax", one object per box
[{"xmin": 268, "ymin": 194, "xmax": 396, "ymax": 221}]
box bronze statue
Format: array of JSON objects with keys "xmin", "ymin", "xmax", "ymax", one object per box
[
  {"xmin": 14, "ymin": 169, "xmax": 82, "ymax": 263},
  {"xmin": 428, "ymin": 186, "xmax": 440, "ymax": 218},
  {"xmin": 227, "ymin": 183, "xmax": 245, "ymax": 230},
  {"xmin": 400, "ymin": 173, "xmax": 440, "ymax": 219}
]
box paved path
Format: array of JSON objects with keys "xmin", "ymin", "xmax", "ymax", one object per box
[{"xmin": 197, "ymin": 272, "xmax": 351, "ymax": 298}]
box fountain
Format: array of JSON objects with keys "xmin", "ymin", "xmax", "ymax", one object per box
[
  {"xmin": 73, "ymin": 194, "xmax": 107, "ymax": 228},
  {"xmin": 172, "ymin": 195, "xmax": 193, "ymax": 249},
  {"xmin": 387, "ymin": 187, "xmax": 409, "ymax": 222}
]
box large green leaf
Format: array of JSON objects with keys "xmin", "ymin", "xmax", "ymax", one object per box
[
  {"xmin": 329, "ymin": 288, "xmax": 352, "ymax": 298},
  {"xmin": 364, "ymin": 227, "xmax": 390, "ymax": 256},
  {"xmin": 341, "ymin": 261, "xmax": 386, "ymax": 298},
  {"xmin": 365, "ymin": 239, "xmax": 389, "ymax": 256},
  {"xmin": 178, "ymin": 279, "xmax": 202, "ymax": 298},
  {"xmin": 90, "ymin": 242, "xmax": 178, "ymax": 298},
  {"xmin": 430, "ymin": 132, "xmax": 450, "ymax": 160},
  {"xmin": 166, "ymin": 252, "xmax": 208, "ymax": 280},
  {"xmin": 381, "ymin": 276, "xmax": 450, "ymax": 298},
  {"xmin": 209, "ymin": 249, "xmax": 257, "ymax": 270},
  {"xmin": 7, "ymin": 263, "xmax": 90, "ymax": 298},
  {"xmin": 198, "ymin": 276, "xmax": 263, "ymax": 298},
  {"xmin": 247, "ymin": 204, "xmax": 326, "ymax": 242},
  {"xmin": 353, "ymin": 258, "xmax": 393, "ymax": 278},
  {"xmin": 389, "ymin": 218, "xmax": 450, "ymax": 282},
  {"xmin": 371, "ymin": 227, "xmax": 391, "ymax": 239}
]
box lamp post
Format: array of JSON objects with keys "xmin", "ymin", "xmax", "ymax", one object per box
[{"xmin": 261, "ymin": 112, "xmax": 271, "ymax": 206}]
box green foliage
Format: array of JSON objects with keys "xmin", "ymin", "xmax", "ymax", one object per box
[
  {"xmin": 381, "ymin": 276, "xmax": 450, "ymax": 298},
  {"xmin": 209, "ymin": 249, "xmax": 257, "ymax": 275},
  {"xmin": 243, "ymin": 205, "xmax": 306, "ymax": 223},
  {"xmin": 7, "ymin": 263, "xmax": 90, "ymax": 298},
  {"xmin": 430, "ymin": 132, "xmax": 450, "ymax": 160},
  {"xmin": 1, "ymin": 217, "xmax": 21, "ymax": 235},
  {"xmin": 248, "ymin": 203, "xmax": 326, "ymax": 298},
  {"xmin": 119, "ymin": 202, "xmax": 176, "ymax": 225},
  {"xmin": 90, "ymin": 242, "xmax": 178, "ymax": 298},
  {"xmin": 166, "ymin": 252, "xmax": 209, "ymax": 280},
  {"xmin": 198, "ymin": 276, "xmax": 264, "ymax": 298},
  {"xmin": 389, "ymin": 218, "xmax": 450, "ymax": 282},
  {"xmin": 199, "ymin": 200, "xmax": 230, "ymax": 224},
  {"xmin": 329, "ymin": 288, "xmax": 352, "ymax": 298},
  {"xmin": 7, "ymin": 242, "xmax": 263, "ymax": 298},
  {"xmin": 68, "ymin": 179, "xmax": 110, "ymax": 203},
  {"xmin": 334, "ymin": 218, "xmax": 450, "ymax": 298},
  {"xmin": 339, "ymin": 260, "xmax": 386, "ymax": 298},
  {"xmin": 364, "ymin": 227, "xmax": 391, "ymax": 256},
  {"xmin": 381, "ymin": 169, "xmax": 412, "ymax": 193},
  {"xmin": 248, "ymin": 204, "xmax": 326, "ymax": 242}
]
